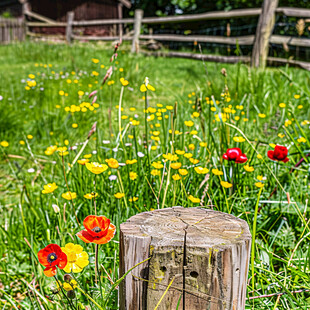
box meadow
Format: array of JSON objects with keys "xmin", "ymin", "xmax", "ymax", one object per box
[{"xmin": 0, "ymin": 41, "xmax": 310, "ymax": 309}]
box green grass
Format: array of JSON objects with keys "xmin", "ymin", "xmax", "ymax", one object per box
[{"xmin": 0, "ymin": 41, "xmax": 310, "ymax": 309}]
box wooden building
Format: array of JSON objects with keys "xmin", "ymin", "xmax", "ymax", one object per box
[{"xmin": 1, "ymin": 0, "xmax": 131, "ymax": 37}]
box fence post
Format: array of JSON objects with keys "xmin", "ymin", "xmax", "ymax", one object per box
[
  {"xmin": 119, "ymin": 206, "xmax": 251, "ymax": 310},
  {"xmin": 131, "ymin": 9, "xmax": 143, "ymax": 53},
  {"xmin": 251, "ymin": 0, "xmax": 279, "ymax": 68},
  {"xmin": 66, "ymin": 11, "xmax": 74, "ymax": 44}
]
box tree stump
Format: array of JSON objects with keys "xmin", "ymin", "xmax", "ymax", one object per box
[{"xmin": 119, "ymin": 207, "xmax": 251, "ymax": 310}]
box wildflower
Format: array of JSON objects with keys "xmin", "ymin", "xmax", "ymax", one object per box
[
  {"xmin": 163, "ymin": 153, "xmax": 178, "ymax": 161},
  {"xmin": 19, "ymin": 140, "xmax": 25, "ymax": 145},
  {"xmin": 184, "ymin": 120, "xmax": 194, "ymax": 127},
  {"xmin": 255, "ymin": 182, "xmax": 264, "ymax": 188},
  {"xmin": 57, "ymin": 147, "xmax": 69, "ymax": 157},
  {"xmin": 76, "ymin": 215, "xmax": 116, "ymax": 244},
  {"xmin": 258, "ymin": 113, "xmax": 266, "ymax": 118},
  {"xmin": 105, "ymin": 158, "xmax": 119, "ymax": 169},
  {"xmin": 42, "ymin": 183, "xmax": 58, "ymax": 194},
  {"xmin": 62, "ymin": 191, "xmax": 77, "ymax": 200},
  {"xmin": 269, "ymin": 143, "xmax": 276, "ymax": 148},
  {"xmin": 176, "ymin": 150, "xmax": 185, "ymax": 155},
  {"xmin": 223, "ymin": 148, "xmax": 247, "ymax": 164},
  {"xmin": 172, "ymin": 174, "xmax": 181, "ymax": 181},
  {"xmin": 129, "ymin": 172, "xmax": 137, "ymax": 180},
  {"xmin": 84, "ymin": 154, "xmax": 92, "ymax": 159},
  {"xmin": 279, "ymin": 103, "xmax": 286, "ymax": 108},
  {"xmin": 184, "ymin": 153, "xmax": 193, "ymax": 159},
  {"xmin": 61, "ymin": 243, "xmax": 89, "ymax": 273},
  {"xmin": 221, "ymin": 181, "xmax": 233, "ymax": 188},
  {"xmin": 126, "ymin": 159, "xmax": 137, "ymax": 165},
  {"xmin": 257, "ymin": 154, "xmax": 263, "ymax": 159},
  {"xmin": 151, "ymin": 169, "xmax": 160, "ymax": 176},
  {"xmin": 188, "ymin": 144, "xmax": 195, "ymax": 150},
  {"xmin": 86, "ymin": 162, "xmax": 108, "ymax": 174},
  {"xmin": 194, "ymin": 167, "xmax": 209, "ymax": 174},
  {"xmin": 84, "ymin": 192, "xmax": 98, "ymax": 199},
  {"xmin": 188, "ymin": 195, "xmax": 200, "ymax": 203},
  {"xmin": 62, "ymin": 279, "xmax": 78, "ymax": 292},
  {"xmin": 267, "ymin": 145, "xmax": 289, "ymax": 163},
  {"xmin": 114, "ymin": 192, "xmax": 125, "ymax": 199},
  {"xmin": 131, "ymin": 120, "xmax": 140, "ymax": 126},
  {"xmin": 212, "ymin": 168, "xmax": 223, "ymax": 176},
  {"xmin": 72, "ymin": 123, "xmax": 78, "ymax": 128},
  {"xmin": 0, "ymin": 141, "xmax": 9, "ymax": 147},
  {"xmin": 179, "ymin": 169, "xmax": 188, "ymax": 176},
  {"xmin": 129, "ymin": 197, "xmax": 139, "ymax": 202},
  {"xmin": 278, "ymin": 133, "xmax": 285, "ymax": 138},
  {"xmin": 244, "ymin": 165, "xmax": 254, "ymax": 172},
  {"xmin": 120, "ymin": 77, "xmax": 129, "ymax": 86},
  {"xmin": 171, "ymin": 162, "xmax": 182, "ymax": 170},
  {"xmin": 189, "ymin": 158, "xmax": 199, "ymax": 164},
  {"xmin": 233, "ymin": 136, "xmax": 245, "ymax": 143},
  {"xmin": 27, "ymin": 135, "xmax": 33, "ymax": 140},
  {"xmin": 38, "ymin": 244, "xmax": 67, "ymax": 277},
  {"xmin": 200, "ymin": 142, "xmax": 207, "ymax": 147},
  {"xmin": 297, "ymin": 137, "xmax": 306, "ymax": 143},
  {"xmin": 294, "ymin": 94, "xmax": 300, "ymax": 99},
  {"xmin": 78, "ymin": 158, "xmax": 89, "ymax": 165}
]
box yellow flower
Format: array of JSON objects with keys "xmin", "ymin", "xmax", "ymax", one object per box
[
  {"xmin": 269, "ymin": 143, "xmax": 276, "ymax": 148},
  {"xmin": 114, "ymin": 192, "xmax": 125, "ymax": 199},
  {"xmin": 140, "ymin": 84, "xmax": 147, "ymax": 92},
  {"xmin": 120, "ymin": 77, "xmax": 129, "ymax": 86},
  {"xmin": 258, "ymin": 113, "xmax": 266, "ymax": 118},
  {"xmin": 45, "ymin": 145, "xmax": 57, "ymax": 155},
  {"xmin": 279, "ymin": 103, "xmax": 286, "ymax": 108},
  {"xmin": 78, "ymin": 91, "xmax": 84, "ymax": 96},
  {"xmin": 233, "ymin": 136, "xmax": 245, "ymax": 143},
  {"xmin": 0, "ymin": 141, "xmax": 9, "ymax": 147},
  {"xmin": 151, "ymin": 169, "xmax": 161, "ymax": 176},
  {"xmin": 147, "ymin": 84, "xmax": 155, "ymax": 91},
  {"xmin": 62, "ymin": 191, "xmax": 77, "ymax": 200},
  {"xmin": 257, "ymin": 175, "xmax": 264, "ymax": 181},
  {"xmin": 126, "ymin": 159, "xmax": 137, "ymax": 165},
  {"xmin": 194, "ymin": 167, "xmax": 209, "ymax": 174},
  {"xmin": 129, "ymin": 197, "xmax": 139, "ymax": 202},
  {"xmin": 178, "ymin": 169, "xmax": 188, "ymax": 176},
  {"xmin": 257, "ymin": 154, "xmax": 263, "ymax": 159},
  {"xmin": 189, "ymin": 158, "xmax": 199, "ymax": 164},
  {"xmin": 84, "ymin": 192, "xmax": 98, "ymax": 199},
  {"xmin": 63, "ymin": 279, "xmax": 78, "ymax": 291},
  {"xmin": 244, "ymin": 165, "xmax": 254, "ymax": 172},
  {"xmin": 176, "ymin": 150, "xmax": 185, "ymax": 155},
  {"xmin": 172, "ymin": 174, "xmax": 181, "ymax": 181},
  {"xmin": 91, "ymin": 58, "xmax": 99, "ymax": 63},
  {"xmin": 57, "ymin": 147, "xmax": 69, "ymax": 157},
  {"xmin": 221, "ymin": 181, "xmax": 232, "ymax": 188},
  {"xmin": 192, "ymin": 112, "xmax": 200, "ymax": 118},
  {"xmin": 163, "ymin": 153, "xmax": 178, "ymax": 161},
  {"xmin": 86, "ymin": 162, "xmax": 108, "ymax": 174},
  {"xmin": 129, "ymin": 172, "xmax": 137, "ymax": 180},
  {"xmin": 78, "ymin": 158, "xmax": 89, "ymax": 165},
  {"xmin": 42, "ymin": 182, "xmax": 58, "ymax": 194},
  {"xmin": 278, "ymin": 133, "xmax": 285, "ymax": 138},
  {"xmin": 188, "ymin": 195, "xmax": 200, "ymax": 203},
  {"xmin": 184, "ymin": 153, "xmax": 193, "ymax": 159},
  {"xmin": 255, "ymin": 182, "xmax": 264, "ymax": 188},
  {"xmin": 27, "ymin": 135, "xmax": 33, "ymax": 140},
  {"xmin": 199, "ymin": 142, "xmax": 207, "ymax": 147},
  {"xmin": 212, "ymin": 168, "xmax": 223, "ymax": 176},
  {"xmin": 188, "ymin": 144, "xmax": 195, "ymax": 150},
  {"xmin": 166, "ymin": 105, "xmax": 173, "ymax": 110},
  {"xmin": 184, "ymin": 120, "xmax": 194, "ymax": 127},
  {"xmin": 105, "ymin": 158, "xmax": 119, "ymax": 169},
  {"xmin": 72, "ymin": 123, "xmax": 78, "ymax": 128},
  {"xmin": 84, "ymin": 154, "xmax": 92, "ymax": 159},
  {"xmin": 294, "ymin": 94, "xmax": 300, "ymax": 99},
  {"xmin": 297, "ymin": 137, "xmax": 306, "ymax": 143},
  {"xmin": 298, "ymin": 105, "xmax": 303, "ymax": 109},
  {"xmin": 131, "ymin": 120, "xmax": 140, "ymax": 126},
  {"xmin": 171, "ymin": 162, "xmax": 182, "ymax": 170},
  {"xmin": 19, "ymin": 140, "xmax": 25, "ymax": 145},
  {"xmin": 152, "ymin": 161, "xmax": 163, "ymax": 169},
  {"xmin": 61, "ymin": 243, "xmax": 89, "ymax": 273}
]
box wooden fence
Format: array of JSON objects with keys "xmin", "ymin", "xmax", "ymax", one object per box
[
  {"xmin": 0, "ymin": 17, "xmax": 25, "ymax": 44},
  {"xmin": 2, "ymin": 0, "xmax": 310, "ymax": 69}
]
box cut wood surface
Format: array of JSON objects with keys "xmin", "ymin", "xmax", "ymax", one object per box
[{"xmin": 119, "ymin": 206, "xmax": 251, "ymax": 310}]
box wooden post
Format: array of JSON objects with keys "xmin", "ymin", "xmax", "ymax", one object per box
[
  {"xmin": 251, "ymin": 0, "xmax": 279, "ymax": 68},
  {"xmin": 118, "ymin": 3, "xmax": 123, "ymax": 38},
  {"xmin": 119, "ymin": 206, "xmax": 251, "ymax": 310},
  {"xmin": 131, "ymin": 9, "xmax": 143, "ymax": 53},
  {"xmin": 66, "ymin": 11, "xmax": 74, "ymax": 44}
]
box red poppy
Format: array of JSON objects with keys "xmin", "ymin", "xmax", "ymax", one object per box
[
  {"xmin": 76, "ymin": 215, "xmax": 116, "ymax": 244},
  {"xmin": 267, "ymin": 145, "xmax": 289, "ymax": 163},
  {"xmin": 38, "ymin": 244, "xmax": 67, "ymax": 277},
  {"xmin": 223, "ymin": 148, "xmax": 248, "ymax": 164}
]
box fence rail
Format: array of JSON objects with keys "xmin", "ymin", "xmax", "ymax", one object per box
[
  {"xmin": 0, "ymin": 17, "xmax": 25, "ymax": 44},
  {"xmin": 2, "ymin": 0, "xmax": 310, "ymax": 69}
]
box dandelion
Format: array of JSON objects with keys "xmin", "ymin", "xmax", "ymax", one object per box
[
  {"xmin": 62, "ymin": 191, "xmax": 77, "ymax": 200},
  {"xmin": 42, "ymin": 183, "xmax": 58, "ymax": 194},
  {"xmin": 38, "ymin": 244, "xmax": 67, "ymax": 277},
  {"xmin": 258, "ymin": 113, "xmax": 266, "ymax": 118},
  {"xmin": 294, "ymin": 94, "xmax": 300, "ymax": 99},
  {"xmin": 76, "ymin": 215, "xmax": 116, "ymax": 244},
  {"xmin": 86, "ymin": 162, "xmax": 108, "ymax": 174},
  {"xmin": 221, "ymin": 181, "xmax": 233, "ymax": 188},
  {"xmin": 279, "ymin": 103, "xmax": 286, "ymax": 108},
  {"xmin": 61, "ymin": 243, "xmax": 89, "ymax": 273}
]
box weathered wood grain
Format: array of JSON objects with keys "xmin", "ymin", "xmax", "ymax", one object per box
[{"xmin": 119, "ymin": 206, "xmax": 251, "ymax": 310}]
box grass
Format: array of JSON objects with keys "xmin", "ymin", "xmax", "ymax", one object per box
[{"xmin": 0, "ymin": 40, "xmax": 310, "ymax": 309}]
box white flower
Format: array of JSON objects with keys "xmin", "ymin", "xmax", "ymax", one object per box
[
  {"xmin": 52, "ymin": 204, "xmax": 60, "ymax": 213},
  {"xmin": 109, "ymin": 175, "xmax": 117, "ymax": 181},
  {"xmin": 138, "ymin": 152, "xmax": 145, "ymax": 158},
  {"xmin": 27, "ymin": 168, "xmax": 35, "ymax": 173}
]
